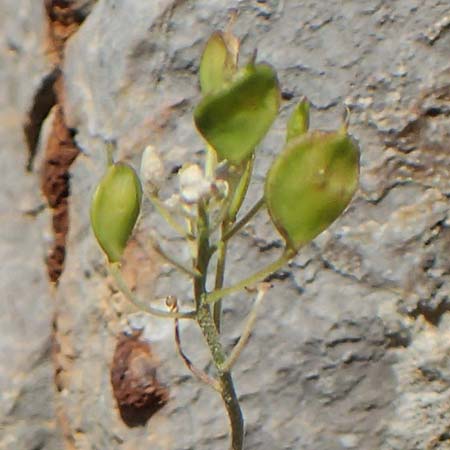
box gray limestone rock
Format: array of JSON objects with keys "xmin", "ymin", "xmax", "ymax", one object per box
[{"xmin": 2, "ymin": 0, "xmax": 450, "ymax": 449}]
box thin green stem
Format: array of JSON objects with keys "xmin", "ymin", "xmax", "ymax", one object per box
[
  {"xmin": 205, "ymin": 144, "xmax": 217, "ymax": 179},
  {"xmin": 191, "ymin": 202, "xmax": 244, "ymax": 449},
  {"xmin": 221, "ymin": 284, "xmax": 269, "ymax": 372},
  {"xmin": 109, "ymin": 263, "xmax": 196, "ymax": 319},
  {"xmin": 213, "ymin": 233, "xmax": 227, "ymax": 331},
  {"xmin": 212, "ymin": 162, "xmax": 255, "ymax": 329},
  {"xmin": 149, "ymin": 195, "xmax": 191, "ymax": 238},
  {"xmin": 105, "ymin": 141, "xmax": 115, "ymax": 166},
  {"xmin": 197, "ymin": 304, "xmax": 244, "ymax": 450},
  {"xmin": 220, "ymin": 371, "xmax": 244, "ymax": 450},
  {"xmin": 172, "ymin": 303, "xmax": 221, "ymax": 391},
  {"xmin": 150, "ymin": 237, "xmax": 201, "ymax": 278},
  {"xmin": 227, "ymin": 157, "xmax": 254, "ymax": 223},
  {"xmin": 222, "ymin": 196, "xmax": 265, "ymax": 242},
  {"xmin": 193, "ymin": 202, "xmax": 211, "ymax": 309},
  {"xmin": 206, "ymin": 249, "xmax": 295, "ymax": 305}
]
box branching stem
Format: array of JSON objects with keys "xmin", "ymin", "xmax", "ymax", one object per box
[
  {"xmin": 150, "ymin": 237, "xmax": 201, "ymax": 278},
  {"xmin": 168, "ymin": 298, "xmax": 221, "ymax": 391},
  {"xmin": 191, "ymin": 201, "xmax": 244, "ymax": 450},
  {"xmin": 221, "ymin": 283, "xmax": 270, "ymax": 372},
  {"xmin": 205, "ymin": 248, "xmax": 294, "ymax": 305},
  {"xmin": 222, "ymin": 196, "xmax": 265, "ymax": 242},
  {"xmin": 109, "ymin": 263, "xmax": 196, "ymax": 319},
  {"xmin": 148, "ymin": 194, "xmax": 191, "ymax": 238}
]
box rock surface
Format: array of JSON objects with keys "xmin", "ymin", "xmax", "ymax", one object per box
[{"xmin": 2, "ymin": 1, "xmax": 450, "ymax": 449}]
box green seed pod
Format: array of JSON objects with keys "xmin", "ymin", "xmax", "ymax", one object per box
[
  {"xmin": 227, "ymin": 156, "xmax": 254, "ymax": 222},
  {"xmin": 199, "ymin": 31, "xmax": 239, "ymax": 95},
  {"xmin": 265, "ymin": 130, "xmax": 359, "ymax": 250},
  {"xmin": 90, "ymin": 163, "xmax": 142, "ymax": 263},
  {"xmin": 194, "ymin": 63, "xmax": 280, "ymax": 166},
  {"xmin": 286, "ymin": 98, "xmax": 310, "ymax": 142}
]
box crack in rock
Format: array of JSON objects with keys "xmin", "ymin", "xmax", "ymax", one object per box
[
  {"xmin": 23, "ymin": 68, "xmax": 60, "ymax": 171},
  {"xmin": 28, "ymin": 1, "xmax": 94, "ymax": 283}
]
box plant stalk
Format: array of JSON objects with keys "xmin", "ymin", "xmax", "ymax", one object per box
[
  {"xmin": 194, "ymin": 203, "xmax": 244, "ymax": 450},
  {"xmin": 213, "ymin": 230, "xmax": 227, "ymax": 331},
  {"xmin": 197, "ymin": 304, "xmax": 244, "ymax": 450},
  {"xmin": 194, "ymin": 202, "xmax": 211, "ymax": 308}
]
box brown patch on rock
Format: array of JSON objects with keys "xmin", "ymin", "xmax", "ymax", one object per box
[
  {"xmin": 45, "ymin": 0, "xmax": 88, "ymax": 62},
  {"xmin": 111, "ymin": 330, "xmax": 169, "ymax": 427},
  {"xmin": 24, "ymin": 1, "xmax": 86, "ymax": 169},
  {"xmin": 41, "ymin": 103, "xmax": 79, "ymax": 282},
  {"xmin": 23, "ymin": 3, "xmax": 92, "ymax": 450},
  {"xmin": 33, "ymin": 1, "xmax": 90, "ymax": 282}
]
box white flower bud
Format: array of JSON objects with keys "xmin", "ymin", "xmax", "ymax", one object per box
[
  {"xmin": 140, "ymin": 145, "xmax": 165, "ymax": 196},
  {"xmin": 179, "ymin": 164, "xmax": 212, "ymax": 204}
]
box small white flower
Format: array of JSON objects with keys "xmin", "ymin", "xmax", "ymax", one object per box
[
  {"xmin": 140, "ymin": 145, "xmax": 165, "ymax": 195},
  {"xmin": 179, "ymin": 164, "xmax": 212, "ymax": 204}
]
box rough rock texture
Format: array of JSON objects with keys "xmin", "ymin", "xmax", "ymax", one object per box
[
  {"xmin": 2, "ymin": 1, "xmax": 450, "ymax": 449},
  {"xmin": 0, "ymin": 2, "xmax": 60, "ymax": 450}
]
